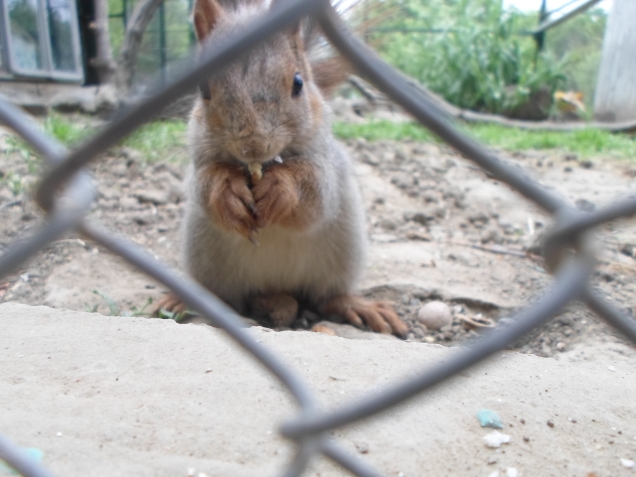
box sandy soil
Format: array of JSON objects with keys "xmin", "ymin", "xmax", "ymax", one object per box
[{"xmin": 0, "ymin": 117, "xmax": 635, "ymax": 364}]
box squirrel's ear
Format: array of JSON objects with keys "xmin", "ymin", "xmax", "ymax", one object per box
[{"xmin": 193, "ymin": 0, "xmax": 223, "ymax": 42}]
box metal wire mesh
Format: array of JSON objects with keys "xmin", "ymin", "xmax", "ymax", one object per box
[{"xmin": 1, "ymin": 0, "xmax": 636, "ymax": 475}]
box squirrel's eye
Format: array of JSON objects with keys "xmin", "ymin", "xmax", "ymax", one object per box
[{"xmin": 292, "ymin": 73, "xmax": 303, "ymax": 97}]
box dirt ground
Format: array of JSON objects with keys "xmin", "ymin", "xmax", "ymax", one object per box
[{"xmin": 1, "ymin": 111, "xmax": 635, "ymax": 363}]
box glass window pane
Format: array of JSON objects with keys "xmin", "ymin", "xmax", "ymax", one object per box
[
  {"xmin": 46, "ymin": 0, "xmax": 77, "ymax": 72},
  {"xmin": 7, "ymin": 0, "xmax": 43, "ymax": 71}
]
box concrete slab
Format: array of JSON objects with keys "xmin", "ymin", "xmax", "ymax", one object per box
[{"xmin": 1, "ymin": 303, "xmax": 635, "ymax": 477}]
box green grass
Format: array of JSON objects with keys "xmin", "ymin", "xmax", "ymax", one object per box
[
  {"xmin": 334, "ymin": 120, "xmax": 436, "ymax": 142},
  {"xmin": 15, "ymin": 115, "xmax": 636, "ymax": 163},
  {"xmin": 124, "ymin": 120, "xmax": 188, "ymax": 162},
  {"xmin": 40, "ymin": 115, "xmax": 189, "ymax": 162},
  {"xmin": 43, "ymin": 114, "xmax": 92, "ymax": 145},
  {"xmin": 468, "ymin": 123, "xmax": 636, "ymax": 158},
  {"xmin": 334, "ymin": 119, "xmax": 636, "ymax": 159}
]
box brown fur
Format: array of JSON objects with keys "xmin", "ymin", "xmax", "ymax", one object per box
[
  {"xmin": 153, "ymin": 0, "xmax": 408, "ymax": 338},
  {"xmin": 323, "ymin": 295, "xmax": 409, "ymax": 337},
  {"xmin": 250, "ymin": 292, "xmax": 298, "ymax": 327},
  {"xmin": 199, "ymin": 162, "xmax": 256, "ymax": 238},
  {"xmin": 252, "ymin": 158, "xmax": 321, "ymax": 230},
  {"xmin": 193, "ymin": 0, "xmax": 223, "ymax": 41}
]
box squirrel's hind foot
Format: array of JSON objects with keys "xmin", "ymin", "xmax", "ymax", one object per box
[
  {"xmin": 250, "ymin": 292, "xmax": 299, "ymax": 328},
  {"xmin": 322, "ymin": 295, "xmax": 408, "ymax": 338}
]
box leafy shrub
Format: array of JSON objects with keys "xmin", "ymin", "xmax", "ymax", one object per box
[
  {"xmin": 544, "ymin": 8, "xmax": 606, "ymax": 109},
  {"xmin": 364, "ymin": 0, "xmax": 565, "ymax": 114}
]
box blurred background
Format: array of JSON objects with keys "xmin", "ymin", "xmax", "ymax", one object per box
[{"xmin": 0, "ymin": 0, "xmax": 632, "ymax": 122}]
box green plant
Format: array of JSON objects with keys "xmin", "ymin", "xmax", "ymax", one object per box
[
  {"xmin": 155, "ymin": 306, "xmax": 192, "ymax": 323},
  {"xmin": 544, "ymin": 8, "xmax": 607, "ymax": 109},
  {"xmin": 1, "ymin": 171, "xmax": 27, "ymax": 197},
  {"xmin": 88, "ymin": 290, "xmax": 192, "ymax": 322},
  {"xmin": 333, "ymin": 119, "xmax": 636, "ymax": 159},
  {"xmin": 364, "ymin": 0, "xmax": 565, "ymax": 114},
  {"xmin": 89, "ymin": 290, "xmax": 155, "ymax": 317},
  {"xmin": 45, "ymin": 115, "xmax": 189, "ymax": 162},
  {"xmin": 1, "ymin": 137, "xmax": 38, "ymax": 196},
  {"xmin": 123, "ymin": 120, "xmax": 188, "ymax": 162},
  {"xmin": 334, "ymin": 120, "xmax": 435, "ymax": 141},
  {"xmin": 43, "ymin": 114, "xmax": 93, "ymax": 146}
]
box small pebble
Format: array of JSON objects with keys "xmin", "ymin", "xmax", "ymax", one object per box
[
  {"xmin": 483, "ymin": 431, "xmax": 511, "ymax": 448},
  {"xmin": 506, "ymin": 468, "xmax": 519, "ymax": 477},
  {"xmin": 417, "ymin": 301, "xmax": 452, "ymax": 330},
  {"xmin": 547, "ymin": 419, "xmax": 554, "ymax": 428},
  {"xmin": 354, "ymin": 441, "xmax": 369, "ymax": 454},
  {"xmin": 523, "ymin": 436, "xmax": 530, "ymax": 442},
  {"xmin": 621, "ymin": 458, "xmax": 635, "ymax": 469}
]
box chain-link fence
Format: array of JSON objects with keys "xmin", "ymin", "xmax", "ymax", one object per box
[{"xmin": 1, "ymin": 1, "xmax": 636, "ymax": 476}]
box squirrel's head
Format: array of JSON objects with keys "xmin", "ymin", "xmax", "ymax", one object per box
[{"xmin": 192, "ymin": 0, "xmax": 326, "ymax": 165}]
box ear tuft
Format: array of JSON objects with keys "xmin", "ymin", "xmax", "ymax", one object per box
[
  {"xmin": 193, "ymin": 0, "xmax": 223, "ymax": 42},
  {"xmin": 311, "ymin": 56, "xmax": 353, "ymax": 97}
]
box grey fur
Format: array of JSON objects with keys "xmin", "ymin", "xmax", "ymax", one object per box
[{"xmin": 184, "ymin": 0, "xmax": 367, "ymax": 313}]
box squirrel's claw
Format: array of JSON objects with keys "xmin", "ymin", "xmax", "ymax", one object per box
[
  {"xmin": 248, "ymin": 233, "xmax": 260, "ymax": 246},
  {"xmin": 247, "ymin": 202, "xmax": 258, "ymax": 217}
]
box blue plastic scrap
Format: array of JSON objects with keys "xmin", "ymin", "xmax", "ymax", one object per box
[{"xmin": 476, "ymin": 409, "xmax": 503, "ymax": 429}]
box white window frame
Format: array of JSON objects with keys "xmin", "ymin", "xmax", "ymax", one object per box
[{"xmin": 0, "ymin": 0, "xmax": 84, "ymax": 82}]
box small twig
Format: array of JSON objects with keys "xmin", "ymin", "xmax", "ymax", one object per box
[
  {"xmin": 446, "ymin": 240, "xmax": 543, "ymax": 261},
  {"xmin": 0, "ymin": 199, "xmax": 22, "ymax": 210},
  {"xmin": 597, "ymin": 258, "xmax": 636, "ymax": 274}
]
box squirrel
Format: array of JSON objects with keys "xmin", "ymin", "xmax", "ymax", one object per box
[{"xmin": 155, "ymin": 0, "xmax": 408, "ymax": 338}]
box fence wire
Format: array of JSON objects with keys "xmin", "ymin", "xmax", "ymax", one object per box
[{"xmin": 1, "ymin": 1, "xmax": 636, "ymax": 476}]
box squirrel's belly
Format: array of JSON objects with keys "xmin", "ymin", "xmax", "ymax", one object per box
[
  {"xmin": 230, "ymin": 226, "xmax": 346, "ymax": 289},
  {"xmin": 198, "ymin": 224, "xmax": 359, "ymax": 304}
]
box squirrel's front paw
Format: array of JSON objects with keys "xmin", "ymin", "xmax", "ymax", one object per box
[
  {"xmin": 206, "ymin": 165, "xmax": 258, "ymax": 238},
  {"xmin": 252, "ymin": 165, "xmax": 300, "ymax": 229}
]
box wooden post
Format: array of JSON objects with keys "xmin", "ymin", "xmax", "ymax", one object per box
[{"xmin": 593, "ymin": 0, "xmax": 636, "ymax": 122}]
